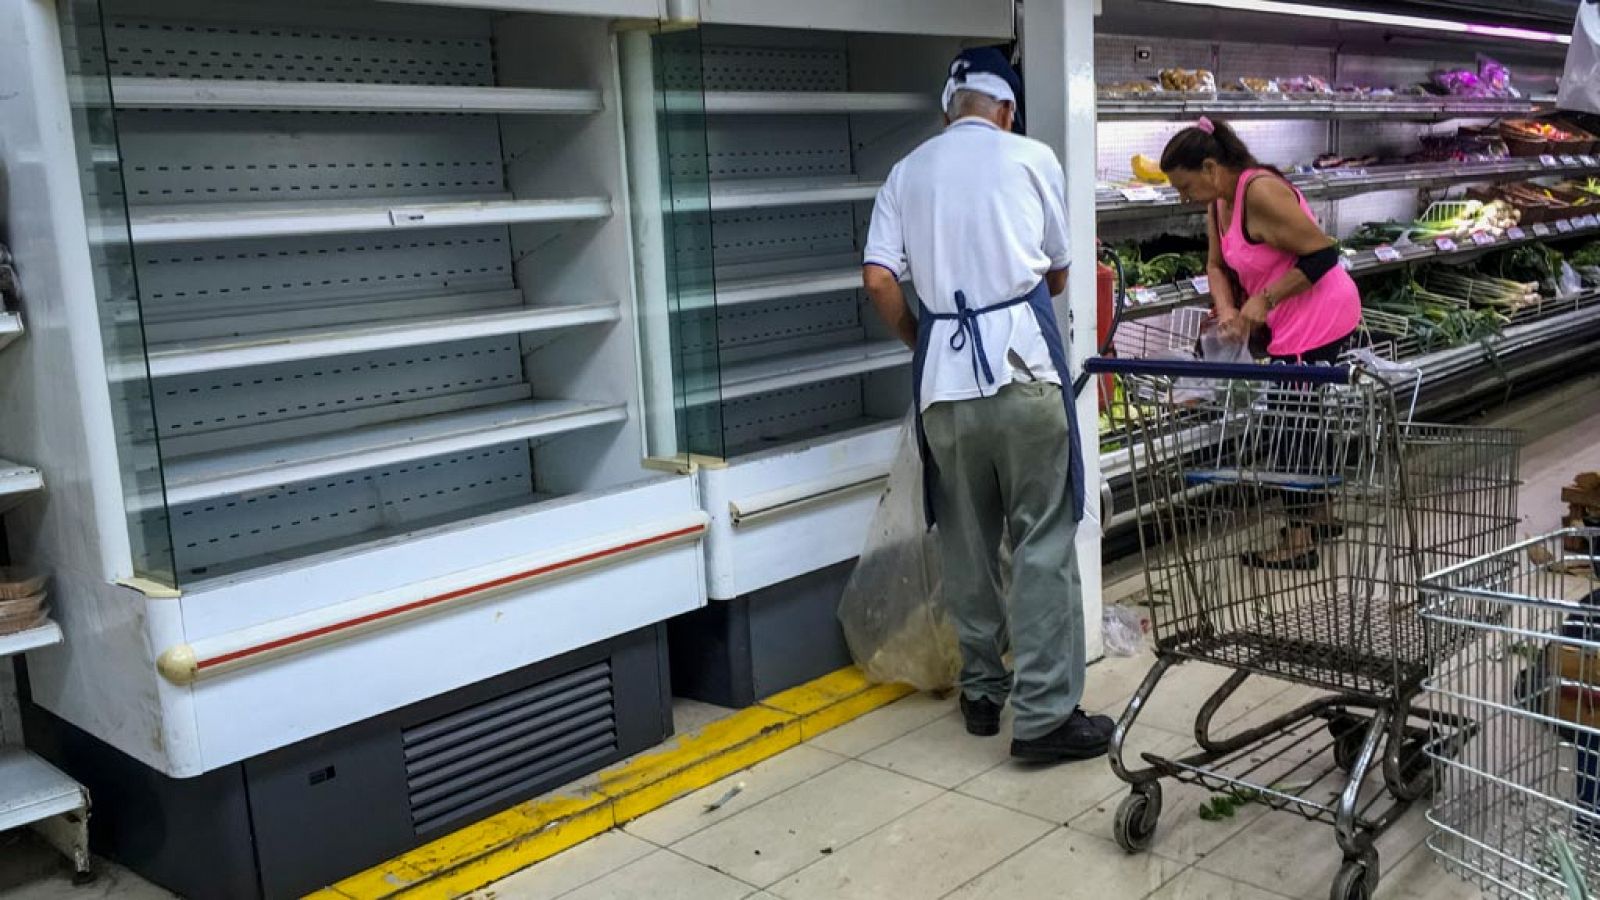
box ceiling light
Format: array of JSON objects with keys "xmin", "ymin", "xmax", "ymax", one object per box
[{"xmin": 1159, "ymin": 0, "xmax": 1571, "ymax": 45}]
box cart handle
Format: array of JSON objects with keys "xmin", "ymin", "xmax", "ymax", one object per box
[{"xmin": 1082, "ymin": 357, "xmax": 1353, "ymax": 385}]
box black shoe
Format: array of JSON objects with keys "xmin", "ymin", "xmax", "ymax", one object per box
[
  {"xmin": 960, "ymin": 694, "xmax": 1002, "ymax": 737},
  {"xmin": 1010, "ymin": 708, "xmax": 1115, "ymax": 761},
  {"xmin": 1240, "ymin": 548, "xmax": 1321, "ymax": 571}
]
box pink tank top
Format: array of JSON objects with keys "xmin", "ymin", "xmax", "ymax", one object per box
[{"xmin": 1218, "ymin": 168, "xmax": 1361, "ymax": 358}]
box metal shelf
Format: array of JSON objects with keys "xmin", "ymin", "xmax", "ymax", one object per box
[
  {"xmin": 161, "ymin": 399, "xmax": 627, "ymax": 507},
  {"xmin": 0, "ymin": 312, "xmax": 20, "ymax": 354},
  {"xmin": 1099, "ymin": 156, "xmax": 1600, "ymax": 223},
  {"xmin": 1097, "ymin": 94, "xmax": 1541, "ymax": 122},
  {"xmin": 1121, "ymin": 215, "xmax": 1600, "ymax": 320},
  {"xmin": 0, "ymin": 459, "xmax": 44, "ymax": 515},
  {"xmin": 109, "ymin": 77, "xmax": 603, "ymax": 114},
  {"xmin": 137, "ymin": 301, "xmax": 619, "ymax": 379},
  {"xmin": 0, "ymin": 748, "xmax": 85, "ymax": 834},
  {"xmin": 127, "ymin": 195, "xmax": 612, "ymax": 244},
  {"xmin": 0, "ymin": 621, "xmax": 61, "ymax": 660},
  {"xmin": 689, "ymin": 340, "xmax": 910, "ymax": 406},
  {"xmin": 711, "ymin": 266, "xmax": 866, "ymax": 309},
  {"xmin": 709, "ymin": 177, "xmax": 883, "ymax": 211},
  {"xmin": 702, "ymin": 90, "xmax": 933, "ymax": 115}
]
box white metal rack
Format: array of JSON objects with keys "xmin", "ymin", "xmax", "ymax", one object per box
[{"xmin": 0, "ymin": 312, "xmax": 20, "ymax": 354}]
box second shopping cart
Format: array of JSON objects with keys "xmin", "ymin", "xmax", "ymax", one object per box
[{"xmin": 1084, "ymin": 356, "xmax": 1521, "ymax": 900}]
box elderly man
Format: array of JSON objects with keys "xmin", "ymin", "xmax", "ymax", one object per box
[{"xmin": 860, "ymin": 48, "xmax": 1111, "ymax": 762}]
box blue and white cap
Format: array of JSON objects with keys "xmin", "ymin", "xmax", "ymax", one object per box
[{"xmin": 941, "ymin": 47, "xmax": 1025, "ymax": 133}]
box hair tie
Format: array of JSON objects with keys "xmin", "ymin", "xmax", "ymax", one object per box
[{"xmin": 1196, "ymin": 116, "xmax": 1215, "ymax": 135}]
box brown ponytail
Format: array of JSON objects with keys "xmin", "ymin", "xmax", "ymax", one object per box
[{"xmin": 1160, "ymin": 118, "xmax": 1282, "ymax": 177}]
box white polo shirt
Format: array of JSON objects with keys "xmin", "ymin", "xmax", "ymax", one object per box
[{"xmin": 863, "ymin": 117, "xmax": 1071, "ymax": 412}]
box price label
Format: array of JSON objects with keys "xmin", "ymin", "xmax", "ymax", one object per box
[
  {"xmin": 1541, "ymin": 154, "xmax": 1561, "ymax": 167},
  {"xmin": 1434, "ymin": 236, "xmax": 1458, "ymax": 252},
  {"xmin": 1563, "ymin": 155, "xmax": 1582, "ymax": 166},
  {"xmin": 1534, "ymin": 222, "xmax": 1553, "ymax": 236},
  {"xmin": 1131, "ymin": 286, "xmax": 1161, "ymax": 305},
  {"xmin": 1507, "ymin": 226, "xmax": 1527, "ymax": 241},
  {"xmin": 1584, "ymin": 155, "xmax": 1599, "ymax": 167},
  {"xmin": 389, "ymin": 208, "xmax": 428, "ymax": 226},
  {"xmin": 1119, "ymin": 186, "xmax": 1161, "ymax": 202},
  {"xmin": 1188, "ymin": 275, "xmax": 1211, "ymax": 295},
  {"xmin": 1584, "ymin": 214, "xmax": 1600, "ymax": 229},
  {"xmin": 1557, "ymin": 218, "xmax": 1575, "ymax": 233},
  {"xmin": 1374, "ymin": 244, "xmax": 1402, "ymax": 262},
  {"xmin": 1338, "ymin": 256, "xmax": 1354, "ymax": 272},
  {"xmin": 1470, "ymin": 231, "xmax": 1496, "ymax": 247}
]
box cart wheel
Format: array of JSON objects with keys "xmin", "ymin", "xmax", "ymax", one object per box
[
  {"xmin": 1330, "ymin": 852, "xmax": 1378, "ymax": 900},
  {"xmin": 1113, "ymin": 784, "xmax": 1163, "ymax": 853},
  {"xmin": 1333, "ymin": 728, "xmax": 1364, "ymax": 773}
]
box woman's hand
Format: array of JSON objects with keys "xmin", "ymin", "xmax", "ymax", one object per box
[{"xmin": 1224, "ymin": 293, "xmax": 1269, "ymax": 341}]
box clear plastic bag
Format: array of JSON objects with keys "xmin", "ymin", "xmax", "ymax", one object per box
[
  {"xmin": 1171, "ymin": 319, "xmax": 1252, "ymax": 404},
  {"xmin": 1102, "ymin": 605, "xmax": 1145, "ymax": 657},
  {"xmin": 838, "ymin": 415, "xmax": 968, "ymax": 691}
]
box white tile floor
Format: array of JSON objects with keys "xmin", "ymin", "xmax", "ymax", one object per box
[{"xmin": 5, "ymin": 375, "xmax": 1599, "ymax": 900}]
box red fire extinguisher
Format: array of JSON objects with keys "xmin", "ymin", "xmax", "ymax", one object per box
[{"xmin": 1092, "ymin": 246, "xmax": 1124, "ymax": 411}]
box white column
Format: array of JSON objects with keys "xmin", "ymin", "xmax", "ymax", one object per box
[{"xmin": 1024, "ymin": 0, "xmax": 1104, "ymax": 659}]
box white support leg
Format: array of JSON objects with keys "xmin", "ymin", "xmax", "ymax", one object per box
[{"xmin": 1024, "ymin": 0, "xmax": 1104, "ymax": 660}]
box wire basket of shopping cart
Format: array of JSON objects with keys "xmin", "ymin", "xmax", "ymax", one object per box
[
  {"xmin": 1422, "ymin": 530, "xmax": 1600, "ymax": 900},
  {"xmin": 1083, "ymin": 357, "xmax": 1521, "ymax": 900}
]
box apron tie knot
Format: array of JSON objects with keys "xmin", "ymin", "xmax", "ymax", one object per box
[{"xmin": 948, "ymin": 290, "xmax": 999, "ymax": 387}]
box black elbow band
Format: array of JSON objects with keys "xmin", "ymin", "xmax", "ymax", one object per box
[{"xmin": 1295, "ymin": 245, "xmax": 1340, "ymax": 283}]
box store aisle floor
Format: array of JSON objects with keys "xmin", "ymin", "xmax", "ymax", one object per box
[{"xmin": 4, "ymin": 372, "xmax": 1599, "ymax": 900}]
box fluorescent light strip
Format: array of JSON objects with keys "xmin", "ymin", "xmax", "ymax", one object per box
[{"xmin": 1160, "ymin": 0, "xmax": 1571, "ymax": 45}]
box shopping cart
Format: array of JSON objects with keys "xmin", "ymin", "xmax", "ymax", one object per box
[
  {"xmin": 1083, "ymin": 357, "xmax": 1521, "ymax": 900},
  {"xmin": 1422, "ymin": 529, "xmax": 1600, "ymax": 899}
]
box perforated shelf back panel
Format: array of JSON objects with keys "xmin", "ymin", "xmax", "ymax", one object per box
[{"xmin": 170, "ymin": 444, "xmax": 534, "ymax": 578}]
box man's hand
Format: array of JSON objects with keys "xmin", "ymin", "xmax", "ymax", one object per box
[
  {"xmin": 1223, "ymin": 293, "xmax": 1268, "ymax": 342},
  {"xmin": 863, "ymin": 265, "xmax": 917, "ymax": 349}
]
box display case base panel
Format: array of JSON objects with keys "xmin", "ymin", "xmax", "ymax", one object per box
[
  {"xmin": 668, "ymin": 560, "xmax": 854, "ymax": 708},
  {"xmin": 19, "ymin": 624, "xmax": 672, "ymax": 900}
]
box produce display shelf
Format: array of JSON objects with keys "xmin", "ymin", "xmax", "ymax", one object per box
[
  {"xmin": 159, "ymin": 398, "xmax": 627, "ymax": 507},
  {"xmin": 108, "ymin": 77, "xmax": 604, "ymax": 115},
  {"xmin": 690, "ymin": 265, "xmax": 865, "ymax": 312},
  {"xmin": 136, "ymin": 301, "xmax": 619, "ymax": 379},
  {"xmin": 1120, "ymin": 216, "xmax": 1600, "ymax": 320},
  {"xmin": 0, "ymin": 459, "xmax": 44, "ymax": 514},
  {"xmin": 0, "ymin": 312, "xmax": 21, "ymax": 354},
  {"xmin": 1099, "ymin": 156, "xmax": 1600, "ymax": 222},
  {"xmin": 687, "ymin": 339, "xmax": 910, "ymax": 406},
  {"xmin": 1097, "ymin": 94, "xmax": 1542, "ymax": 122},
  {"xmin": 127, "ymin": 195, "xmax": 612, "ymax": 244},
  {"xmin": 709, "ymin": 177, "xmax": 884, "ymax": 212},
  {"xmin": 701, "ymin": 90, "xmax": 932, "ymax": 115},
  {"xmin": 0, "ymin": 748, "xmax": 84, "ymax": 834}
]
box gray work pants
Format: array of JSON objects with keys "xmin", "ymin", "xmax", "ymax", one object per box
[{"xmin": 922, "ymin": 380, "xmax": 1085, "ymax": 741}]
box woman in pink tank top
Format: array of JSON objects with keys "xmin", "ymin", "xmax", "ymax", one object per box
[{"xmin": 1158, "ymin": 117, "xmax": 1363, "ymax": 570}]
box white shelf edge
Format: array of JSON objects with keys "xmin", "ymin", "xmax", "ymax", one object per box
[
  {"xmin": 138, "ymin": 301, "xmax": 620, "ymax": 379},
  {"xmin": 0, "ymin": 748, "xmax": 85, "ymax": 834},
  {"xmin": 702, "ymin": 90, "xmax": 933, "ymax": 115},
  {"xmin": 128, "ymin": 195, "xmax": 612, "ymax": 244},
  {"xmin": 0, "ymin": 312, "xmax": 21, "ymax": 354},
  {"xmin": 709, "ymin": 177, "xmax": 884, "ymax": 211},
  {"xmin": 0, "ymin": 458, "xmax": 44, "ymax": 513},
  {"xmin": 690, "ymin": 340, "xmax": 911, "ymax": 406},
  {"xmin": 0, "ymin": 621, "xmax": 62, "ymax": 659},
  {"xmin": 162, "ymin": 399, "xmax": 628, "ymax": 507},
  {"xmin": 110, "ymin": 77, "xmax": 603, "ymax": 114}
]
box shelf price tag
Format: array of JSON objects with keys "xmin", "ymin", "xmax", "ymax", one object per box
[
  {"xmin": 1131, "ymin": 286, "xmax": 1161, "ymax": 305},
  {"xmin": 1188, "ymin": 275, "xmax": 1211, "ymax": 295},
  {"xmin": 1541, "ymin": 154, "xmax": 1561, "ymax": 167},
  {"xmin": 1338, "ymin": 256, "xmax": 1354, "ymax": 272},
  {"xmin": 1583, "ymin": 214, "xmax": 1600, "ymax": 229},
  {"xmin": 1434, "ymin": 236, "xmax": 1458, "ymax": 252},
  {"xmin": 1507, "ymin": 226, "xmax": 1527, "ymax": 241},
  {"xmin": 1585, "ymin": 155, "xmax": 1599, "ymax": 167},
  {"xmin": 1374, "ymin": 244, "xmax": 1402, "ymax": 262},
  {"xmin": 1534, "ymin": 222, "xmax": 1553, "ymax": 236},
  {"xmin": 389, "ymin": 208, "xmax": 428, "ymax": 226},
  {"xmin": 1470, "ymin": 231, "xmax": 1496, "ymax": 247},
  {"xmin": 1119, "ymin": 186, "xmax": 1161, "ymax": 202},
  {"xmin": 1563, "ymin": 155, "xmax": 1582, "ymax": 167},
  {"xmin": 1557, "ymin": 218, "xmax": 1575, "ymax": 233}
]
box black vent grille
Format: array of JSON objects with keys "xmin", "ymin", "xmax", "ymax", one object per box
[{"xmin": 402, "ymin": 660, "xmax": 617, "ymax": 835}]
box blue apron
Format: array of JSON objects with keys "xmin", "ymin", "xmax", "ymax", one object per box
[{"xmin": 911, "ymin": 279, "xmax": 1086, "ymax": 528}]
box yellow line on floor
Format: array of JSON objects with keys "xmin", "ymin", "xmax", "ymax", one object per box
[{"xmin": 308, "ymin": 667, "xmax": 914, "ymax": 900}]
